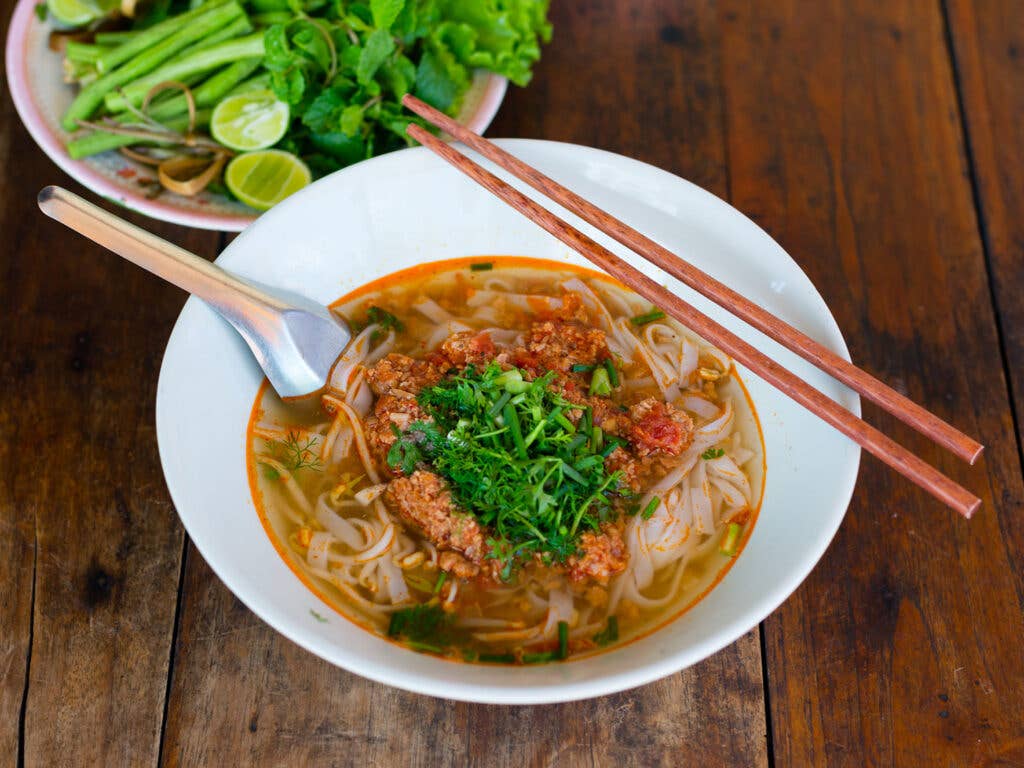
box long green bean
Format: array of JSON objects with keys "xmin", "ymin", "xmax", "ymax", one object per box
[
  {"xmin": 95, "ymin": 0, "xmax": 229, "ymax": 72},
  {"xmin": 102, "ymin": 33, "xmax": 264, "ymax": 112},
  {"xmin": 101, "ymin": 15, "xmax": 252, "ymax": 112},
  {"xmin": 61, "ymin": 1, "xmax": 243, "ymax": 130}
]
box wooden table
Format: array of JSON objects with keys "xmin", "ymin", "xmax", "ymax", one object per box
[{"xmin": 3, "ymin": 1, "xmax": 1022, "ymax": 765}]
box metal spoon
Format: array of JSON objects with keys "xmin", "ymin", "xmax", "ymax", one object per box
[{"xmin": 38, "ymin": 186, "xmax": 351, "ymax": 399}]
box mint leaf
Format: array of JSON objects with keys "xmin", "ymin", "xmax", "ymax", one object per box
[
  {"xmin": 357, "ymin": 28, "xmax": 396, "ymax": 84},
  {"xmin": 414, "ymin": 42, "xmax": 469, "ymax": 112},
  {"xmin": 340, "ymin": 103, "xmax": 365, "ymax": 136},
  {"xmin": 371, "ymin": 0, "xmax": 405, "ymax": 30}
]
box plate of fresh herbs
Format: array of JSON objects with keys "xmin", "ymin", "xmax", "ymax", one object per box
[{"xmin": 6, "ymin": 0, "xmax": 551, "ymax": 229}]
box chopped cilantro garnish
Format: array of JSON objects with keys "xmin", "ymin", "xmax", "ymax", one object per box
[
  {"xmin": 630, "ymin": 309, "xmax": 667, "ymax": 325},
  {"xmin": 593, "ymin": 616, "xmax": 619, "ymax": 646},
  {"xmin": 388, "ymin": 363, "xmax": 626, "ymax": 574},
  {"xmin": 701, "ymin": 447, "xmax": 725, "ymax": 460},
  {"xmin": 364, "ymin": 305, "xmax": 404, "ymax": 344}
]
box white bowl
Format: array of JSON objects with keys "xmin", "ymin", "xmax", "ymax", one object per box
[
  {"xmin": 155, "ymin": 139, "xmax": 861, "ymax": 703},
  {"xmin": 4, "ymin": 0, "xmax": 507, "ymax": 231}
]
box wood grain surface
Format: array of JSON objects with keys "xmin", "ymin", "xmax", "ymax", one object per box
[{"xmin": 1, "ymin": 0, "xmax": 1022, "ymax": 766}]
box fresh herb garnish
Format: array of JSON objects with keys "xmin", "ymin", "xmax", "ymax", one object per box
[
  {"xmin": 701, "ymin": 447, "xmax": 725, "ymax": 460},
  {"xmin": 432, "ymin": 571, "xmax": 447, "ymax": 594},
  {"xmin": 470, "ymin": 262, "xmax": 494, "ymax": 271},
  {"xmin": 273, "ymin": 431, "xmax": 323, "ymax": 473},
  {"xmin": 389, "ymin": 363, "xmax": 626, "ymax": 573},
  {"xmin": 309, "ymin": 609, "xmax": 328, "ymax": 623},
  {"xmin": 33, "ymin": 2, "xmax": 47, "ymax": 21},
  {"xmin": 363, "ymin": 305, "xmax": 405, "ymax": 343},
  {"xmin": 387, "ymin": 603, "xmax": 453, "ymax": 648},
  {"xmin": 720, "ymin": 522, "xmax": 742, "ymax": 556},
  {"xmin": 571, "ymin": 363, "xmax": 595, "ymax": 373},
  {"xmin": 593, "ymin": 616, "xmax": 619, "ymax": 646},
  {"xmin": 630, "ymin": 309, "xmax": 667, "ymax": 326}
]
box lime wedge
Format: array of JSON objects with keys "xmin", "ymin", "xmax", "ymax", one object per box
[
  {"xmin": 47, "ymin": 0, "xmax": 103, "ymax": 26},
  {"xmin": 225, "ymin": 150, "xmax": 311, "ymax": 211},
  {"xmin": 211, "ymin": 90, "xmax": 290, "ymax": 152}
]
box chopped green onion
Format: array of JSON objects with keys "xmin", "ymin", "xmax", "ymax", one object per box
[
  {"xmin": 591, "ymin": 426, "xmax": 604, "ymax": 451},
  {"xmin": 406, "ymin": 640, "xmax": 444, "ymax": 653},
  {"xmin": 552, "ymin": 410, "xmax": 576, "ymax": 434},
  {"xmin": 479, "ymin": 652, "xmax": 517, "ymax": 663},
  {"xmin": 593, "ymin": 616, "xmax": 619, "ymax": 646},
  {"xmin": 640, "ymin": 497, "xmax": 660, "ymax": 519},
  {"xmin": 589, "ymin": 367, "xmax": 612, "ymax": 396},
  {"xmin": 523, "ymin": 650, "xmax": 557, "ymax": 663},
  {"xmin": 433, "ymin": 571, "xmax": 447, "ymax": 594},
  {"xmin": 561, "ymin": 461, "xmax": 586, "ymax": 485},
  {"xmin": 720, "ymin": 523, "xmax": 742, "ymax": 556},
  {"xmin": 702, "ymin": 447, "xmax": 725, "ymax": 460},
  {"xmin": 603, "ymin": 358, "xmax": 619, "ymax": 387},
  {"xmin": 630, "ymin": 309, "xmax": 667, "ymax": 325},
  {"xmin": 557, "ymin": 621, "xmax": 570, "ymax": 660},
  {"xmin": 600, "ymin": 437, "xmax": 626, "ymax": 458},
  {"xmin": 503, "ymin": 403, "xmax": 528, "ymax": 459},
  {"xmin": 488, "ymin": 390, "xmax": 513, "ymax": 418},
  {"xmin": 470, "ymin": 262, "xmax": 493, "ymax": 271},
  {"xmin": 571, "ymin": 363, "xmax": 595, "ymax": 373}
]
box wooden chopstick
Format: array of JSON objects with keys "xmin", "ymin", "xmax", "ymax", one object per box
[
  {"xmin": 402, "ymin": 95, "xmax": 983, "ymax": 467},
  {"xmin": 404, "ymin": 122, "xmax": 982, "ymax": 518}
]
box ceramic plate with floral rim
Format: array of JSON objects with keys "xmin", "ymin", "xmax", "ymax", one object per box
[
  {"xmin": 155, "ymin": 139, "xmax": 862, "ymax": 703},
  {"xmin": 5, "ymin": 0, "xmax": 507, "ymax": 231}
]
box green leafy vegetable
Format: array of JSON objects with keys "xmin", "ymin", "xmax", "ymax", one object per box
[
  {"xmin": 388, "ymin": 363, "xmax": 626, "ymax": 572},
  {"xmin": 701, "ymin": 447, "xmax": 725, "ymax": 460}
]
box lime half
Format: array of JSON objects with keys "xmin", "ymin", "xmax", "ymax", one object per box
[
  {"xmin": 211, "ymin": 90, "xmax": 290, "ymax": 152},
  {"xmin": 225, "ymin": 150, "xmax": 311, "ymax": 211},
  {"xmin": 47, "ymin": 0, "xmax": 104, "ymax": 26}
]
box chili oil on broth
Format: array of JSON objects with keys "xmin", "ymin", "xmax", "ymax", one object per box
[{"xmin": 246, "ymin": 256, "xmax": 765, "ymax": 664}]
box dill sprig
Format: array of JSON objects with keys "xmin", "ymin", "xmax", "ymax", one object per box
[
  {"xmin": 273, "ymin": 431, "xmax": 323, "ymax": 473},
  {"xmin": 388, "ymin": 363, "xmax": 626, "ymax": 573}
]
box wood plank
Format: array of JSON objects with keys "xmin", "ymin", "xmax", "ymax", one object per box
[
  {"xmin": 945, "ymin": 0, "xmax": 1024, "ymax": 495},
  {"xmin": 717, "ymin": 0, "xmax": 1024, "ymax": 764},
  {"xmin": 0, "ymin": 28, "xmax": 223, "ymax": 759},
  {"xmin": 161, "ymin": 2, "xmax": 769, "ymax": 765}
]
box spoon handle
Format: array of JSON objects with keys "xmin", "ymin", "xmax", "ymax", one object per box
[{"xmin": 37, "ymin": 185, "xmax": 284, "ymax": 314}]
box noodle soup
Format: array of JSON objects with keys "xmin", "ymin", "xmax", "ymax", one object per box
[{"xmin": 247, "ymin": 257, "xmax": 764, "ymax": 663}]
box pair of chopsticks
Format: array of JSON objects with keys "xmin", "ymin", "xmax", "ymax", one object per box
[{"xmin": 400, "ymin": 94, "xmax": 984, "ymax": 518}]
